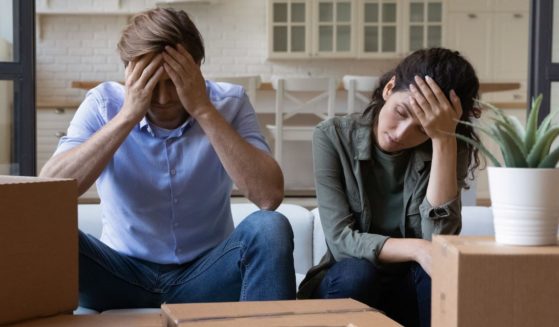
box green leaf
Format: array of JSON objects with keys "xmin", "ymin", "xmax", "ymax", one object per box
[
  {"xmin": 536, "ymin": 109, "xmax": 559, "ymax": 140},
  {"xmin": 508, "ymin": 115, "xmax": 526, "ymax": 143},
  {"xmin": 526, "ymin": 127, "xmax": 559, "ymax": 167},
  {"xmin": 525, "ymin": 94, "xmax": 543, "ymax": 153},
  {"xmin": 457, "ymin": 119, "xmax": 494, "ymax": 138},
  {"xmin": 539, "ymin": 145, "xmax": 559, "ymax": 168},
  {"xmin": 494, "ymin": 124, "xmax": 528, "ymax": 167},
  {"xmin": 455, "ymin": 133, "xmax": 501, "ymax": 167},
  {"xmin": 494, "ymin": 120, "xmax": 527, "ymax": 157}
]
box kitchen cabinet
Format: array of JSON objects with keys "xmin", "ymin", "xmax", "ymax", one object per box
[
  {"xmin": 405, "ymin": 0, "xmax": 444, "ymax": 52},
  {"xmin": 445, "ymin": 11, "xmax": 493, "ymax": 80},
  {"xmin": 269, "ymin": 0, "xmax": 312, "ymax": 58},
  {"xmin": 358, "ymin": 0, "xmax": 400, "ymax": 57},
  {"xmin": 314, "ymin": 0, "xmax": 356, "ymax": 57},
  {"xmin": 268, "ymin": 0, "xmax": 443, "ymax": 59},
  {"xmin": 37, "ymin": 106, "xmax": 99, "ymax": 200},
  {"xmin": 444, "ymin": 0, "xmax": 529, "ymax": 102}
]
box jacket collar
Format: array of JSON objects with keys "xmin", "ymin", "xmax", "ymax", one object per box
[{"xmin": 351, "ymin": 113, "xmax": 432, "ymax": 172}]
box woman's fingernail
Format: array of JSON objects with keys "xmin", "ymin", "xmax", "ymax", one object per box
[{"xmin": 425, "ymin": 75, "xmax": 431, "ymax": 81}]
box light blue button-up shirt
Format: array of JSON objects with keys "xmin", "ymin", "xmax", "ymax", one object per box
[{"xmin": 55, "ymin": 81, "xmax": 270, "ymax": 264}]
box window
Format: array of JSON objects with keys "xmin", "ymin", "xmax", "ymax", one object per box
[
  {"xmin": 0, "ymin": 0, "xmax": 36, "ymax": 175},
  {"xmin": 529, "ymin": 0, "xmax": 559, "ymax": 122}
]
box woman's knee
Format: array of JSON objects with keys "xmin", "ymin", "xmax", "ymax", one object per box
[{"xmin": 317, "ymin": 258, "xmax": 379, "ymax": 299}]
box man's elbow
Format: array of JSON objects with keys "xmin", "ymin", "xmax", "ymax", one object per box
[{"xmin": 254, "ymin": 187, "xmax": 284, "ymax": 211}]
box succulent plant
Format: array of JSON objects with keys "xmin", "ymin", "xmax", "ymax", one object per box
[{"xmin": 455, "ymin": 94, "xmax": 559, "ymax": 168}]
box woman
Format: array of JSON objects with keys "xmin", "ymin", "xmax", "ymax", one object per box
[{"xmin": 297, "ymin": 48, "xmax": 481, "ymax": 327}]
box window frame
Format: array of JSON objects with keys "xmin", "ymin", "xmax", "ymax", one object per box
[{"xmin": 0, "ymin": 0, "xmax": 36, "ymax": 176}]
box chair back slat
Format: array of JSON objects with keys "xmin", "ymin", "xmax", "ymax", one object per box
[{"xmin": 267, "ymin": 76, "xmax": 337, "ymax": 166}]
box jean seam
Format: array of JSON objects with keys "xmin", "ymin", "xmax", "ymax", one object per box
[{"xmin": 169, "ymin": 241, "xmax": 245, "ymax": 287}]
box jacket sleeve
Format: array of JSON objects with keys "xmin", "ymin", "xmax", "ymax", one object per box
[
  {"xmin": 418, "ymin": 146, "xmax": 470, "ymax": 238},
  {"xmin": 313, "ymin": 126, "xmax": 389, "ymax": 266}
]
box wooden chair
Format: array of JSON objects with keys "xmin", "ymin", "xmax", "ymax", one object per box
[
  {"xmin": 342, "ymin": 75, "xmax": 379, "ymax": 113},
  {"xmin": 210, "ymin": 75, "xmax": 261, "ymax": 104},
  {"xmin": 266, "ymin": 76, "xmax": 337, "ymax": 166}
]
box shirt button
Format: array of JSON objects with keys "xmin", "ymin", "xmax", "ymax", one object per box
[
  {"xmin": 173, "ymin": 198, "xmax": 178, "ymax": 204},
  {"xmin": 170, "ymin": 169, "xmax": 176, "ymax": 176},
  {"xmin": 174, "ymin": 222, "xmax": 179, "ymax": 227}
]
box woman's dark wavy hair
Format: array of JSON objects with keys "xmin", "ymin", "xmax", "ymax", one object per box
[{"xmin": 363, "ymin": 47, "xmax": 482, "ymax": 185}]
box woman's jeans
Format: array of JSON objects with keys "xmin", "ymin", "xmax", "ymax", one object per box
[
  {"xmin": 313, "ymin": 258, "xmax": 431, "ymax": 327},
  {"xmin": 79, "ymin": 210, "xmax": 296, "ymax": 311}
]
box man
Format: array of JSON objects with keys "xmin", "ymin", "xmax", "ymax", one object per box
[{"xmin": 40, "ymin": 7, "xmax": 295, "ymax": 311}]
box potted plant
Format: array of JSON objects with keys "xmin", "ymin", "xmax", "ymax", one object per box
[{"xmin": 456, "ymin": 94, "xmax": 559, "ymax": 246}]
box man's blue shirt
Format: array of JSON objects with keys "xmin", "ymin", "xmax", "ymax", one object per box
[{"xmin": 55, "ymin": 81, "xmax": 270, "ymax": 264}]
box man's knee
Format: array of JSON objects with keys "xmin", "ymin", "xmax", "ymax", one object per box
[{"xmin": 236, "ymin": 210, "xmax": 294, "ymax": 249}]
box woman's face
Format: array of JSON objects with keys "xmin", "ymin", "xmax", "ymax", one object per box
[{"xmin": 375, "ymin": 78, "xmax": 430, "ymax": 153}]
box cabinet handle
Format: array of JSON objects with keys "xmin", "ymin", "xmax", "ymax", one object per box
[
  {"xmin": 468, "ymin": 13, "xmax": 477, "ymax": 19},
  {"xmin": 513, "ymin": 94, "xmax": 522, "ymax": 100},
  {"xmin": 513, "ymin": 13, "xmax": 523, "ymax": 19},
  {"xmin": 55, "ymin": 131, "xmax": 67, "ymax": 138},
  {"xmin": 55, "ymin": 108, "xmax": 65, "ymax": 114}
]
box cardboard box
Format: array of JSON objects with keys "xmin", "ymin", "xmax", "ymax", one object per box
[
  {"xmin": 162, "ymin": 298, "xmax": 401, "ymax": 326},
  {"xmin": 0, "ymin": 176, "xmax": 78, "ymax": 325},
  {"xmin": 10, "ymin": 313, "xmax": 163, "ymax": 327},
  {"xmin": 432, "ymin": 235, "xmax": 559, "ymax": 327}
]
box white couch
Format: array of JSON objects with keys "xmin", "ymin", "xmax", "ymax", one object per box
[
  {"xmin": 78, "ymin": 203, "xmax": 494, "ymax": 288},
  {"xmin": 76, "ymin": 203, "xmax": 494, "ymax": 314}
]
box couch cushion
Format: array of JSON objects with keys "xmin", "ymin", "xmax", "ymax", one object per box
[
  {"xmin": 460, "ymin": 206, "xmax": 494, "ymax": 236},
  {"xmin": 311, "ymin": 208, "xmax": 327, "ymax": 266},
  {"xmin": 78, "ymin": 204, "xmax": 103, "ymax": 238}
]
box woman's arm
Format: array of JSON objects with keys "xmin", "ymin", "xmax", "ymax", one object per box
[
  {"xmin": 409, "ymin": 75, "xmax": 463, "ymax": 206},
  {"xmin": 313, "ymin": 125, "xmax": 389, "ymax": 265},
  {"xmin": 378, "ymin": 238, "xmax": 432, "ymax": 276}
]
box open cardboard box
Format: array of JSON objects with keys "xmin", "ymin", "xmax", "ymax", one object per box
[
  {"xmin": 0, "ymin": 176, "xmax": 78, "ymax": 325},
  {"xmin": 162, "ymin": 298, "xmax": 401, "ymax": 326},
  {"xmin": 432, "ymin": 235, "xmax": 559, "ymax": 327}
]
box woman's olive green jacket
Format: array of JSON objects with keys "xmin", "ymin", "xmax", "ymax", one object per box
[{"xmin": 297, "ymin": 113, "xmax": 469, "ymax": 299}]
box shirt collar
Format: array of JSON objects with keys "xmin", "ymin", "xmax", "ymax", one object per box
[{"xmin": 139, "ymin": 116, "xmax": 194, "ymax": 138}]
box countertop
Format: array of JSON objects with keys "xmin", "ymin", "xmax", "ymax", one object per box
[{"xmin": 36, "ymin": 81, "xmax": 527, "ymax": 110}]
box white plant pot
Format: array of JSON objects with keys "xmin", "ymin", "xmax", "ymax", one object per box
[{"xmin": 488, "ymin": 167, "xmax": 559, "ymax": 246}]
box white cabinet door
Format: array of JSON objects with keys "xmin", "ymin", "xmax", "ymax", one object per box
[
  {"xmin": 493, "ymin": 0, "xmax": 529, "ymax": 12},
  {"xmin": 313, "ymin": 0, "xmax": 356, "ymax": 57},
  {"xmin": 492, "ymin": 11, "xmax": 529, "ymax": 81},
  {"xmin": 358, "ymin": 0, "xmax": 400, "ymax": 58},
  {"xmin": 268, "ymin": 0, "xmax": 311, "ymax": 58},
  {"xmin": 406, "ymin": 0, "xmax": 444, "ymax": 52},
  {"xmin": 446, "ymin": 0, "xmax": 493, "ymax": 12},
  {"xmin": 445, "ymin": 11, "xmax": 493, "ymax": 80}
]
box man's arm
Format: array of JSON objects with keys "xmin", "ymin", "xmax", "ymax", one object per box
[
  {"xmin": 163, "ymin": 45, "xmax": 283, "ymax": 210},
  {"xmin": 40, "ymin": 54, "xmax": 164, "ymax": 195}
]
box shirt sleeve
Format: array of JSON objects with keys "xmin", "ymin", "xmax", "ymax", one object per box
[
  {"xmin": 53, "ymin": 90, "xmax": 107, "ymax": 156},
  {"xmin": 313, "ymin": 125, "xmax": 389, "ymax": 266},
  {"xmin": 418, "ymin": 146, "xmax": 469, "ymax": 238},
  {"xmin": 230, "ymin": 92, "xmax": 271, "ymax": 154}
]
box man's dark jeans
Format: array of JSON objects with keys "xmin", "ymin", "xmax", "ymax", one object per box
[{"xmin": 79, "ymin": 210, "xmax": 296, "ymax": 311}]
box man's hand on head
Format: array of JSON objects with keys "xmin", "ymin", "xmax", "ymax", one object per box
[
  {"xmin": 121, "ymin": 53, "xmax": 165, "ymax": 123},
  {"xmin": 162, "ymin": 44, "xmax": 213, "ymax": 118}
]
